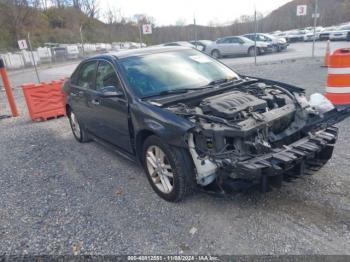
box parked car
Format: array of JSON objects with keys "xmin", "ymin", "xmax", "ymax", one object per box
[
  {"xmin": 189, "ymin": 40, "xmax": 214, "ymax": 53},
  {"xmin": 329, "ymin": 25, "xmax": 350, "ymax": 41},
  {"xmin": 303, "ymin": 31, "xmax": 316, "ymax": 42},
  {"xmin": 52, "ymin": 47, "xmax": 67, "ymax": 62},
  {"xmin": 243, "ymin": 33, "xmax": 288, "ymax": 52},
  {"xmin": 285, "ymin": 30, "xmax": 308, "ymax": 42},
  {"xmin": 318, "ymin": 27, "xmax": 337, "ymax": 41},
  {"xmin": 271, "ymin": 31, "xmax": 288, "ymax": 38},
  {"xmin": 62, "ymin": 46, "xmax": 349, "ymax": 201},
  {"xmin": 207, "ymin": 36, "xmax": 272, "ymax": 58},
  {"xmin": 66, "ymin": 45, "xmax": 80, "ymax": 59}
]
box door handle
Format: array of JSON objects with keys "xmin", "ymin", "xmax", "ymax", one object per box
[{"xmin": 91, "ymin": 99, "xmax": 100, "ymax": 105}]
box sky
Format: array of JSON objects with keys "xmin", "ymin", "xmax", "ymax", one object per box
[{"xmin": 103, "ymin": 0, "xmax": 293, "ymax": 26}]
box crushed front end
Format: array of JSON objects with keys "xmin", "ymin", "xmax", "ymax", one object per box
[{"xmin": 166, "ymin": 78, "xmax": 350, "ymax": 192}]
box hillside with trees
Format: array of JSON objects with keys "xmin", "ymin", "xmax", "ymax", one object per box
[{"xmin": 1, "ymin": 0, "xmax": 350, "ymax": 50}]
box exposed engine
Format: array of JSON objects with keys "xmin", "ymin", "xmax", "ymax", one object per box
[
  {"xmin": 167, "ymin": 82, "xmax": 309, "ymax": 157},
  {"xmin": 165, "ymin": 80, "xmax": 340, "ymax": 186}
]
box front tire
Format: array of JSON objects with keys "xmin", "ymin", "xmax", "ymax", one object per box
[
  {"xmin": 211, "ymin": 49, "xmax": 221, "ymax": 59},
  {"xmin": 68, "ymin": 110, "xmax": 91, "ymax": 143},
  {"xmin": 142, "ymin": 136, "xmax": 196, "ymax": 202},
  {"xmin": 248, "ymin": 46, "xmax": 259, "ymax": 56}
]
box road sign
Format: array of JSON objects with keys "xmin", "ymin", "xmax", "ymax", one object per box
[
  {"xmin": 312, "ymin": 13, "xmax": 320, "ymax": 18},
  {"xmin": 142, "ymin": 24, "xmax": 152, "ymax": 35},
  {"xmin": 18, "ymin": 39, "xmax": 28, "ymax": 50},
  {"xmin": 296, "ymin": 5, "xmax": 307, "ymax": 16}
]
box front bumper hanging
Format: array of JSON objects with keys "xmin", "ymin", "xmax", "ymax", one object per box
[{"xmin": 222, "ymin": 126, "xmax": 338, "ymax": 193}]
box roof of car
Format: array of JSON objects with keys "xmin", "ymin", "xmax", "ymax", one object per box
[{"xmin": 88, "ymin": 46, "xmax": 191, "ymax": 60}]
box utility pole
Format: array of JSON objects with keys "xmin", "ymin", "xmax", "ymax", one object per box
[
  {"xmin": 80, "ymin": 25, "xmax": 85, "ymax": 57},
  {"xmin": 254, "ymin": 8, "xmax": 257, "ymax": 65},
  {"xmin": 139, "ymin": 24, "xmax": 143, "ymax": 48},
  {"xmin": 27, "ymin": 32, "xmax": 40, "ymax": 83},
  {"xmin": 312, "ymin": 0, "xmax": 319, "ymax": 57}
]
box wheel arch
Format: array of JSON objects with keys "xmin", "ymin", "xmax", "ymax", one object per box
[
  {"xmin": 211, "ymin": 49, "xmax": 220, "ymax": 56},
  {"xmin": 66, "ymin": 104, "xmax": 71, "ymax": 115},
  {"xmin": 135, "ymin": 129, "xmax": 156, "ymax": 163}
]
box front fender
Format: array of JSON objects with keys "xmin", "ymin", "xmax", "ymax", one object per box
[{"xmin": 130, "ymin": 100, "xmax": 195, "ymax": 148}]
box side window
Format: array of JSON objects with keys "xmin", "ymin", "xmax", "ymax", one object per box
[
  {"xmin": 230, "ymin": 37, "xmax": 239, "ymax": 44},
  {"xmin": 259, "ymin": 35, "xmax": 267, "ymax": 41},
  {"xmin": 96, "ymin": 61, "xmax": 123, "ymax": 93},
  {"xmin": 76, "ymin": 61, "xmax": 96, "ymax": 89},
  {"xmin": 70, "ymin": 66, "xmax": 81, "ymax": 85},
  {"xmin": 245, "ymin": 35, "xmax": 253, "ymax": 40},
  {"xmin": 221, "ymin": 38, "xmax": 231, "ymax": 44}
]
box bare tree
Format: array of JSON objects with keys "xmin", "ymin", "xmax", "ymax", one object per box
[
  {"xmin": 80, "ymin": 0, "xmax": 98, "ymax": 18},
  {"xmin": 1, "ymin": 0, "xmax": 35, "ymax": 44}
]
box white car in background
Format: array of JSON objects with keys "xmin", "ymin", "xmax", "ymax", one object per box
[
  {"xmin": 207, "ymin": 36, "xmax": 272, "ymax": 58},
  {"xmin": 319, "ymin": 26, "xmax": 338, "ymax": 40},
  {"xmin": 66, "ymin": 45, "xmax": 79, "ymax": 59},
  {"xmin": 160, "ymin": 41, "xmax": 204, "ymax": 51},
  {"xmin": 303, "ymin": 27, "xmax": 324, "ymax": 41},
  {"xmin": 329, "ymin": 25, "xmax": 350, "ymax": 41},
  {"xmin": 285, "ymin": 29, "xmax": 309, "ymax": 42}
]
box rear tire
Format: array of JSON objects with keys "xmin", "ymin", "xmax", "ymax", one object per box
[
  {"xmin": 211, "ymin": 49, "xmax": 221, "ymax": 59},
  {"xmin": 68, "ymin": 110, "xmax": 91, "ymax": 143},
  {"xmin": 142, "ymin": 135, "xmax": 196, "ymax": 202}
]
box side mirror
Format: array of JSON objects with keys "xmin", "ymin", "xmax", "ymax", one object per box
[{"xmin": 99, "ymin": 86, "xmax": 124, "ymax": 98}]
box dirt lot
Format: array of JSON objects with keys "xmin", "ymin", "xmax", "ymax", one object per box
[{"xmin": 0, "ymin": 57, "xmax": 350, "ymax": 255}]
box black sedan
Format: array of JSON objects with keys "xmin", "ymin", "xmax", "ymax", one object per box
[{"xmin": 63, "ymin": 46, "xmax": 348, "ymax": 202}]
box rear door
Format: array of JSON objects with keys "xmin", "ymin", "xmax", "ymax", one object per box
[
  {"xmin": 69, "ymin": 60, "xmax": 97, "ymax": 126},
  {"xmin": 88, "ymin": 60, "xmax": 132, "ymax": 153}
]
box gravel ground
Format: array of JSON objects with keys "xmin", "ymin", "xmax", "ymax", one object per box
[{"xmin": 0, "ymin": 57, "xmax": 350, "ymax": 255}]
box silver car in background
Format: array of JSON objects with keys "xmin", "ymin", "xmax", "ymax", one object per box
[
  {"xmin": 206, "ymin": 36, "xmax": 272, "ymax": 58},
  {"xmin": 244, "ymin": 33, "xmax": 288, "ymax": 52}
]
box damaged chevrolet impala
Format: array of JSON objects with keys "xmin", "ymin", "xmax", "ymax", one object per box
[{"xmin": 63, "ymin": 46, "xmax": 350, "ymax": 202}]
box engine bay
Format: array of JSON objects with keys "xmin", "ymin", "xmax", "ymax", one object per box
[{"xmin": 167, "ymin": 81, "xmax": 315, "ymax": 160}]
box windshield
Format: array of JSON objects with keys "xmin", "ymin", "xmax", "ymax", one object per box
[{"xmin": 119, "ymin": 49, "xmax": 239, "ymax": 98}]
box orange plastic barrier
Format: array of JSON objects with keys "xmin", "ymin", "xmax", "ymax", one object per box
[
  {"xmin": 325, "ymin": 48, "xmax": 350, "ymax": 105},
  {"xmin": 21, "ymin": 79, "xmax": 66, "ymax": 121}
]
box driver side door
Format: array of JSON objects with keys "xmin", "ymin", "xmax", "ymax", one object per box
[{"xmin": 88, "ymin": 60, "xmax": 132, "ymax": 153}]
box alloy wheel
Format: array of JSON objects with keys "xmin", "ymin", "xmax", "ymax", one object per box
[
  {"xmin": 146, "ymin": 145, "xmax": 174, "ymax": 194},
  {"xmin": 70, "ymin": 112, "xmax": 81, "ymax": 139}
]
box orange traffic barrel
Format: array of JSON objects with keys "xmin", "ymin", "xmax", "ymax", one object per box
[{"xmin": 325, "ymin": 48, "xmax": 350, "ymax": 105}]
